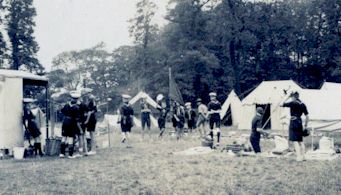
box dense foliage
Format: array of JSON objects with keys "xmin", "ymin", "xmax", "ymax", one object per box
[{"xmin": 50, "ymin": 0, "xmax": 341, "ymax": 111}]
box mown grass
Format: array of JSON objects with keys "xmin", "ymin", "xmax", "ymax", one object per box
[{"xmin": 0, "ymin": 128, "xmax": 340, "ymax": 195}]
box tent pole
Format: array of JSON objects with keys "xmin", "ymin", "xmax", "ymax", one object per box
[
  {"xmin": 45, "ymin": 83, "xmax": 49, "ymax": 140},
  {"xmin": 168, "ymin": 66, "xmax": 171, "ymax": 99},
  {"xmin": 311, "ymin": 127, "xmax": 314, "ymax": 150}
]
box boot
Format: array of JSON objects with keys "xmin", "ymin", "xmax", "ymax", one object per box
[{"xmin": 34, "ymin": 143, "xmax": 38, "ymax": 156}]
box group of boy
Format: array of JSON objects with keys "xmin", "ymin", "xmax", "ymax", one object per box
[
  {"xmin": 109, "ymin": 87, "xmax": 310, "ymax": 160},
  {"xmin": 59, "ymin": 91, "xmax": 97, "ymax": 159},
  {"xmin": 136, "ymin": 92, "xmax": 223, "ymax": 146}
]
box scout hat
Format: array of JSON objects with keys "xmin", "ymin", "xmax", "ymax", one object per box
[
  {"xmin": 70, "ymin": 91, "xmax": 81, "ymax": 99},
  {"xmin": 156, "ymin": 94, "xmax": 164, "ymax": 101},
  {"xmin": 122, "ymin": 94, "xmax": 131, "ymax": 99},
  {"xmin": 209, "ymin": 92, "xmax": 217, "ymax": 97},
  {"xmin": 23, "ymin": 98, "xmax": 36, "ymax": 103}
]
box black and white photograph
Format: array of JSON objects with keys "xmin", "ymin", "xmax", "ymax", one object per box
[{"xmin": 0, "ymin": 0, "xmax": 340, "ymax": 194}]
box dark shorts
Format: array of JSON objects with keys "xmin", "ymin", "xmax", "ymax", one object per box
[
  {"xmin": 121, "ymin": 117, "xmax": 133, "ymax": 133},
  {"xmin": 250, "ymin": 132, "xmax": 261, "ymax": 153},
  {"xmin": 121, "ymin": 123, "xmax": 132, "ymax": 132},
  {"xmin": 62, "ymin": 118, "xmax": 77, "ymax": 137},
  {"xmin": 172, "ymin": 117, "xmax": 177, "ymax": 128},
  {"xmin": 141, "ymin": 113, "xmax": 151, "ymax": 129},
  {"xmin": 62, "ymin": 120, "xmax": 77, "ymax": 137},
  {"xmin": 27, "ymin": 121, "xmax": 41, "ymax": 138},
  {"xmin": 209, "ymin": 114, "xmax": 221, "ymax": 130},
  {"xmin": 86, "ymin": 121, "xmax": 97, "ymax": 132},
  {"xmin": 187, "ymin": 120, "xmax": 196, "ymax": 129},
  {"xmin": 289, "ymin": 119, "xmax": 303, "ymax": 142},
  {"xmin": 158, "ymin": 117, "xmax": 166, "ymax": 129}
]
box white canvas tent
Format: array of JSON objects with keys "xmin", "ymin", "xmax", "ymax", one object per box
[
  {"xmin": 220, "ymin": 90, "xmax": 243, "ymax": 127},
  {"xmin": 297, "ymin": 89, "xmax": 341, "ymax": 132},
  {"xmin": 239, "ymin": 80, "xmax": 303, "ymax": 130},
  {"xmin": 129, "ymin": 91, "xmax": 159, "ymax": 127},
  {"xmin": 239, "ymin": 80, "xmax": 341, "ymax": 132},
  {"xmin": 320, "ymin": 82, "xmax": 341, "ymax": 90},
  {"xmin": 129, "ymin": 91, "xmax": 158, "ymax": 108},
  {"xmin": 0, "ymin": 69, "xmax": 48, "ymax": 149}
]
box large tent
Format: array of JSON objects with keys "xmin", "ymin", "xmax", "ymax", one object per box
[
  {"xmin": 320, "ymin": 82, "xmax": 341, "ymax": 90},
  {"xmin": 129, "ymin": 91, "xmax": 158, "ymax": 127},
  {"xmin": 220, "ymin": 90, "xmax": 243, "ymax": 127},
  {"xmin": 239, "ymin": 80, "xmax": 341, "ymax": 132},
  {"xmin": 239, "ymin": 80, "xmax": 303, "ymax": 130},
  {"xmin": 298, "ymin": 89, "xmax": 341, "ymax": 132},
  {"xmin": 0, "ymin": 69, "xmax": 48, "ymax": 149}
]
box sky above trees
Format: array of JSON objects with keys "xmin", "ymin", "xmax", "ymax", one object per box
[{"xmin": 33, "ymin": 0, "xmax": 169, "ymax": 70}]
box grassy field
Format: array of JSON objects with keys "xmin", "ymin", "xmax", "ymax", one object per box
[{"xmin": 0, "ymin": 128, "xmax": 340, "ymax": 195}]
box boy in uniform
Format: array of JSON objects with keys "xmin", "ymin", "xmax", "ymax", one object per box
[
  {"xmin": 281, "ymin": 91, "xmax": 309, "ymax": 161},
  {"xmin": 23, "ymin": 98, "xmax": 43, "ymax": 157},
  {"xmin": 185, "ymin": 102, "xmax": 196, "ymax": 134},
  {"xmin": 140, "ymin": 95, "xmax": 151, "ymax": 139},
  {"xmin": 207, "ymin": 92, "xmax": 222, "ymax": 147},
  {"xmin": 173, "ymin": 102, "xmax": 185, "ymax": 140},
  {"xmin": 196, "ymin": 98, "xmax": 208, "ymax": 137},
  {"xmin": 118, "ymin": 94, "xmax": 134, "ymax": 147},
  {"xmin": 157, "ymin": 94, "xmax": 168, "ymax": 139},
  {"xmin": 60, "ymin": 91, "xmax": 81, "ymax": 159},
  {"xmin": 250, "ymin": 107, "xmax": 269, "ymax": 153},
  {"xmin": 84, "ymin": 94, "xmax": 98, "ymax": 155}
]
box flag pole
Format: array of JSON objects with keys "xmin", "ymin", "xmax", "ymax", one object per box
[{"xmin": 168, "ymin": 66, "xmax": 172, "ymax": 99}]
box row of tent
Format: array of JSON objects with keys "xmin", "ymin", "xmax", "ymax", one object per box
[
  {"xmin": 221, "ymin": 80, "xmax": 341, "ymax": 132},
  {"xmin": 105, "ymin": 80, "xmax": 341, "ymax": 132},
  {"xmin": 1, "ymin": 68, "xmax": 340, "ymax": 149}
]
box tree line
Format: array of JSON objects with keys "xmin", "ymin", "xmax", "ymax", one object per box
[
  {"xmin": 0, "ymin": 0, "xmax": 42, "ymax": 72},
  {"xmin": 50, "ymin": 0, "xmax": 341, "ymax": 112}
]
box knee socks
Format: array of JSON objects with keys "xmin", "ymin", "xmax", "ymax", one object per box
[
  {"xmin": 68, "ymin": 144, "xmax": 74, "ymax": 156},
  {"xmin": 217, "ymin": 132, "xmax": 221, "ymax": 143},
  {"xmin": 60, "ymin": 142, "xmax": 66, "ymax": 155}
]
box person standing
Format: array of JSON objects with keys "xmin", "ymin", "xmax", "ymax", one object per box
[
  {"xmin": 185, "ymin": 102, "xmax": 196, "ymax": 134},
  {"xmin": 157, "ymin": 94, "xmax": 168, "ymax": 139},
  {"xmin": 84, "ymin": 94, "xmax": 97, "ymax": 155},
  {"xmin": 75, "ymin": 94, "xmax": 87, "ymax": 157},
  {"xmin": 173, "ymin": 102, "xmax": 185, "ymax": 140},
  {"xmin": 250, "ymin": 107, "xmax": 269, "ymax": 154},
  {"xmin": 23, "ymin": 98, "xmax": 43, "ymax": 157},
  {"xmin": 207, "ymin": 92, "xmax": 222, "ymax": 147},
  {"xmin": 59, "ymin": 91, "xmax": 81, "ymax": 159},
  {"xmin": 281, "ymin": 91, "xmax": 309, "ymax": 161},
  {"xmin": 140, "ymin": 96, "xmax": 151, "ymax": 139},
  {"xmin": 118, "ymin": 94, "xmax": 134, "ymax": 147},
  {"xmin": 196, "ymin": 98, "xmax": 208, "ymax": 137}
]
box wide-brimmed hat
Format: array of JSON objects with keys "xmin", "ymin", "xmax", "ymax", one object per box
[
  {"xmin": 23, "ymin": 98, "xmax": 36, "ymax": 103},
  {"xmin": 70, "ymin": 91, "xmax": 81, "ymax": 99},
  {"xmin": 209, "ymin": 92, "xmax": 217, "ymax": 97},
  {"xmin": 156, "ymin": 94, "xmax": 164, "ymax": 101},
  {"xmin": 122, "ymin": 94, "xmax": 131, "ymax": 99}
]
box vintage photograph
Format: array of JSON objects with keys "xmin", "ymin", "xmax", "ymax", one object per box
[{"xmin": 0, "ymin": 0, "xmax": 340, "ymax": 194}]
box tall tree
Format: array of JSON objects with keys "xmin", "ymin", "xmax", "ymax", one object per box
[
  {"xmin": 0, "ymin": 0, "xmax": 8, "ymax": 67},
  {"xmin": 7, "ymin": 0, "xmax": 42, "ymax": 72},
  {"xmin": 128, "ymin": 0, "xmax": 159, "ymax": 90}
]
